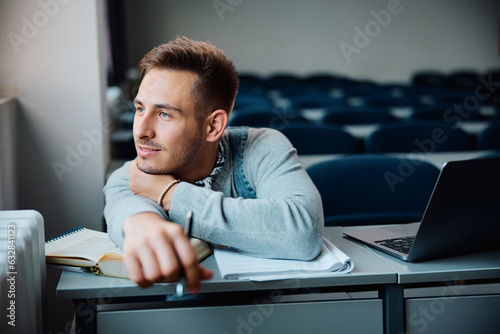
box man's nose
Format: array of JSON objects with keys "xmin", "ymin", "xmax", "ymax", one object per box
[{"xmin": 134, "ymin": 112, "xmax": 155, "ymax": 139}]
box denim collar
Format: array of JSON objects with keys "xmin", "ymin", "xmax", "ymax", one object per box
[{"xmin": 193, "ymin": 142, "xmax": 225, "ymax": 188}]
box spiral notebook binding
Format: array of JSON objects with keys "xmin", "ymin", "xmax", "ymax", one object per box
[{"xmin": 45, "ymin": 226, "xmax": 84, "ymax": 243}]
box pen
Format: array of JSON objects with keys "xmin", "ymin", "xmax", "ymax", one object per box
[{"xmin": 176, "ymin": 211, "xmax": 193, "ymax": 296}]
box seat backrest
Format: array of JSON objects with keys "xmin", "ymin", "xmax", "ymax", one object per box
[
  {"xmin": 409, "ymin": 107, "xmax": 487, "ymax": 122},
  {"xmin": 321, "ymin": 110, "xmax": 397, "ymax": 125},
  {"xmin": 227, "ymin": 111, "xmax": 309, "ymax": 128},
  {"xmin": 306, "ymin": 155, "xmax": 440, "ymax": 226},
  {"xmin": 287, "ymin": 92, "xmax": 346, "ymax": 110},
  {"xmin": 411, "ymin": 71, "xmax": 446, "ymax": 87},
  {"xmin": 365, "ymin": 121, "xmax": 472, "ymax": 153},
  {"xmin": 362, "ymin": 91, "xmax": 417, "ymax": 107},
  {"xmin": 477, "ymin": 122, "xmax": 500, "ymax": 151},
  {"xmin": 280, "ymin": 124, "xmax": 360, "ymax": 155},
  {"xmin": 233, "ymin": 94, "xmax": 272, "ymax": 110}
]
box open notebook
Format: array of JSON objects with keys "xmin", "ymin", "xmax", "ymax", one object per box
[{"xmin": 45, "ymin": 227, "xmax": 212, "ymax": 278}]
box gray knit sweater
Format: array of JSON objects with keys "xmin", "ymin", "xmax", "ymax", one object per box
[{"xmin": 103, "ymin": 127, "xmax": 324, "ymax": 260}]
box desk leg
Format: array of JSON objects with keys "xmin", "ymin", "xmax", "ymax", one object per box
[
  {"xmin": 72, "ymin": 298, "xmax": 97, "ymax": 334},
  {"xmin": 381, "ymin": 285, "xmax": 405, "ymax": 334}
]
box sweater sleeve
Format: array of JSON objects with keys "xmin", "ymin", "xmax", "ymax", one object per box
[
  {"xmin": 168, "ymin": 128, "xmax": 324, "ymax": 260},
  {"xmin": 103, "ymin": 161, "xmax": 168, "ymax": 248}
]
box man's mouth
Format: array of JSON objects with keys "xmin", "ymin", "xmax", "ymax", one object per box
[
  {"xmin": 141, "ymin": 147, "xmax": 159, "ymax": 151},
  {"xmin": 137, "ymin": 145, "xmax": 161, "ymax": 157}
]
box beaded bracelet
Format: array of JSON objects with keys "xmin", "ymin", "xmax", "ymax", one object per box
[{"xmin": 157, "ymin": 179, "xmax": 180, "ymax": 206}]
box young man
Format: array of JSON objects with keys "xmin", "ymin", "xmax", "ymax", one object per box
[{"xmin": 104, "ymin": 37, "xmax": 324, "ymax": 293}]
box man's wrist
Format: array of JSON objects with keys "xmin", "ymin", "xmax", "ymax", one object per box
[
  {"xmin": 157, "ymin": 179, "xmax": 180, "ymax": 206},
  {"xmin": 160, "ymin": 183, "xmax": 179, "ymax": 211},
  {"xmin": 123, "ymin": 212, "xmax": 163, "ymax": 235}
]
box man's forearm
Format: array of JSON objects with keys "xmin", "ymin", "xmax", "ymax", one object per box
[
  {"xmin": 169, "ymin": 182, "xmax": 324, "ymax": 261},
  {"xmin": 128, "ymin": 160, "xmax": 179, "ymax": 210},
  {"xmin": 104, "ymin": 161, "xmax": 168, "ymax": 248}
]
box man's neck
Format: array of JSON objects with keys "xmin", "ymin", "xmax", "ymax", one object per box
[{"xmin": 177, "ymin": 142, "xmax": 220, "ymax": 183}]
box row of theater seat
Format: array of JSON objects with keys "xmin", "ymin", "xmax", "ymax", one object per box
[
  {"xmin": 232, "ymin": 70, "xmax": 499, "ymax": 123},
  {"xmin": 227, "ymin": 121, "xmax": 500, "ymax": 155},
  {"xmin": 227, "ymin": 70, "xmax": 499, "ymax": 155},
  {"xmin": 229, "ymin": 105, "xmax": 498, "ymax": 126},
  {"xmin": 111, "ymin": 70, "xmax": 499, "ymax": 158},
  {"xmin": 234, "ymin": 70, "xmax": 499, "ymax": 113},
  {"xmin": 112, "ymin": 109, "xmax": 499, "ymax": 158},
  {"xmin": 231, "ymin": 71, "xmax": 500, "ymax": 225}
]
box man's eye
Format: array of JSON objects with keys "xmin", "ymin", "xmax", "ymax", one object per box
[
  {"xmin": 159, "ymin": 112, "xmax": 170, "ymax": 119},
  {"xmin": 136, "ymin": 107, "xmax": 145, "ymax": 114}
]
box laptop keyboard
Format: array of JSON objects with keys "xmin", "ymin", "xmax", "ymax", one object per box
[{"xmin": 375, "ymin": 236, "xmax": 415, "ymax": 254}]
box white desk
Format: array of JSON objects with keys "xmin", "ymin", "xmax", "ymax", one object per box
[
  {"xmin": 56, "ymin": 226, "xmax": 500, "ymax": 334},
  {"xmin": 57, "ymin": 227, "xmax": 396, "ymax": 334},
  {"xmin": 344, "ymin": 227, "xmax": 500, "ymax": 334}
]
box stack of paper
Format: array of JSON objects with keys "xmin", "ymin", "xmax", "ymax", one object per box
[{"xmin": 214, "ymin": 238, "xmax": 354, "ymax": 281}]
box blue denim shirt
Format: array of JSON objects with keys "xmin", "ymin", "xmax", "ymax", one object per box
[{"xmin": 227, "ymin": 126, "xmax": 257, "ymax": 199}]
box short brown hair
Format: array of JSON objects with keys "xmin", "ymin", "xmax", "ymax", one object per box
[{"xmin": 138, "ymin": 36, "xmax": 239, "ymax": 120}]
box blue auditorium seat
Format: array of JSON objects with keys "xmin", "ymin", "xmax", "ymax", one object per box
[
  {"xmin": 477, "ymin": 121, "xmax": 500, "ymax": 151},
  {"xmin": 321, "ymin": 109, "xmax": 398, "ymax": 125},
  {"xmin": 365, "ymin": 121, "xmax": 473, "ymax": 153},
  {"xmin": 280, "ymin": 124, "xmax": 360, "ymax": 155},
  {"xmin": 306, "ymin": 155, "xmax": 440, "ymax": 226}
]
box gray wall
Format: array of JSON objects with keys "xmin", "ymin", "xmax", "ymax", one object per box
[
  {"xmin": 124, "ymin": 0, "xmax": 500, "ymax": 82},
  {"xmin": 0, "ymin": 0, "xmax": 108, "ymax": 238},
  {"xmin": 0, "ymin": 0, "xmax": 108, "ymax": 331},
  {"xmin": 0, "ymin": 98, "xmax": 17, "ymax": 210}
]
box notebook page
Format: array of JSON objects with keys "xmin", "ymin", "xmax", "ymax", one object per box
[{"xmin": 45, "ymin": 229, "xmax": 122, "ymax": 263}]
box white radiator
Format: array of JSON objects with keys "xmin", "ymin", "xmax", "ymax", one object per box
[{"xmin": 0, "ymin": 210, "xmax": 46, "ymax": 334}]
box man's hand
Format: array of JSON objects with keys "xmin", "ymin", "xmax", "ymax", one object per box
[
  {"xmin": 129, "ymin": 160, "xmax": 178, "ymax": 210},
  {"xmin": 122, "ymin": 212, "xmax": 213, "ymax": 291}
]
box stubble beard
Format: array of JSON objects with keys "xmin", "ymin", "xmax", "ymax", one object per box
[{"xmin": 136, "ymin": 128, "xmax": 203, "ymax": 176}]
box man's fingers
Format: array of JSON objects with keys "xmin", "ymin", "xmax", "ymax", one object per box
[
  {"xmin": 172, "ymin": 232, "xmax": 201, "ymax": 288},
  {"xmin": 123, "ymin": 251, "xmax": 152, "ymax": 288},
  {"xmin": 166, "ymin": 225, "xmax": 207, "ymax": 294},
  {"xmin": 128, "ymin": 160, "xmax": 139, "ymax": 194},
  {"xmin": 200, "ymin": 266, "xmax": 214, "ymax": 280},
  {"xmin": 136, "ymin": 245, "xmax": 167, "ymax": 283},
  {"xmin": 190, "ymin": 266, "xmax": 214, "ymax": 293},
  {"xmin": 122, "ymin": 215, "xmax": 212, "ymax": 292},
  {"xmin": 151, "ymin": 230, "xmax": 183, "ymax": 282},
  {"xmin": 128, "ymin": 159, "xmax": 138, "ymax": 173},
  {"xmin": 161, "ymin": 229, "xmax": 213, "ymax": 294}
]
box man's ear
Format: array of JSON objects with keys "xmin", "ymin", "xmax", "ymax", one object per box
[{"xmin": 205, "ymin": 109, "xmax": 228, "ymax": 143}]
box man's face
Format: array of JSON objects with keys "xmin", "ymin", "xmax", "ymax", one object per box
[{"xmin": 133, "ymin": 68, "xmax": 205, "ymax": 176}]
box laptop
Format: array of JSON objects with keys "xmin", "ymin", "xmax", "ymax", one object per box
[{"xmin": 343, "ymin": 156, "xmax": 500, "ymax": 262}]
